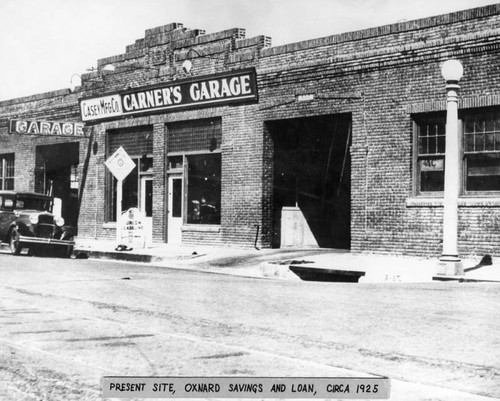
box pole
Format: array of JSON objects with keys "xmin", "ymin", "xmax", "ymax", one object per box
[
  {"xmin": 438, "ymin": 79, "xmax": 463, "ymax": 276},
  {"xmin": 76, "ymin": 126, "xmax": 94, "ymax": 234},
  {"xmin": 116, "ymin": 179, "xmax": 123, "ymax": 244},
  {"xmin": 441, "ymin": 84, "xmax": 460, "ymax": 259}
]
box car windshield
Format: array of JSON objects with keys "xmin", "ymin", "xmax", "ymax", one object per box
[{"xmin": 15, "ymin": 196, "xmax": 52, "ymax": 212}]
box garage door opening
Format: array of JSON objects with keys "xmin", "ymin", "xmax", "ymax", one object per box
[
  {"xmin": 35, "ymin": 143, "xmax": 80, "ymax": 227},
  {"xmin": 267, "ymin": 114, "xmax": 351, "ymax": 249}
]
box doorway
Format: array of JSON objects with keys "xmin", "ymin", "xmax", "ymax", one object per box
[
  {"xmin": 35, "ymin": 143, "xmax": 80, "ymax": 227},
  {"xmin": 267, "ymin": 114, "xmax": 351, "ymax": 249},
  {"xmin": 140, "ymin": 176, "xmax": 153, "ymax": 243},
  {"xmin": 167, "ymin": 175, "xmax": 183, "ymax": 244}
]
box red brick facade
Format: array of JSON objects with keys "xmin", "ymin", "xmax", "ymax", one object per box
[{"xmin": 1, "ymin": 5, "xmax": 499, "ymax": 257}]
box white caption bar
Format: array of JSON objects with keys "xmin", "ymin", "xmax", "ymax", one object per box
[{"xmin": 101, "ymin": 376, "xmax": 390, "ymax": 399}]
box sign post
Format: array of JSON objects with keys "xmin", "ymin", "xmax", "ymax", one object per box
[
  {"xmin": 116, "ymin": 179, "xmax": 123, "ymax": 244},
  {"xmin": 104, "ymin": 147, "xmax": 136, "ymax": 245}
]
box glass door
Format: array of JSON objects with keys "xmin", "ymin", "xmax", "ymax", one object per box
[
  {"xmin": 140, "ymin": 176, "xmax": 153, "ymax": 244},
  {"xmin": 167, "ymin": 175, "xmax": 183, "ymax": 244}
]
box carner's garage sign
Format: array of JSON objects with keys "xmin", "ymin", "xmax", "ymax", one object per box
[{"xmin": 79, "ymin": 68, "xmax": 258, "ymax": 122}]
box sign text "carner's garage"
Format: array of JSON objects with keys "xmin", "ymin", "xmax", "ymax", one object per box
[{"xmin": 79, "ymin": 68, "xmax": 258, "ymax": 122}]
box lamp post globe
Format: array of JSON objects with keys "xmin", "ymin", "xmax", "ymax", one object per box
[{"xmin": 441, "ymin": 59, "xmax": 463, "ymax": 83}]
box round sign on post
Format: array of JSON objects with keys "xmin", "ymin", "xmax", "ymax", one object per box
[{"xmin": 104, "ymin": 147, "xmax": 137, "ymax": 245}]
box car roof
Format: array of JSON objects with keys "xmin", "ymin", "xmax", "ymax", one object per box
[{"xmin": 0, "ymin": 191, "xmax": 52, "ymax": 200}]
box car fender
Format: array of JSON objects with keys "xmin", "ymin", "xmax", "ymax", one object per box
[
  {"xmin": 14, "ymin": 219, "xmax": 33, "ymax": 236},
  {"xmin": 6, "ymin": 223, "xmax": 18, "ymax": 241}
]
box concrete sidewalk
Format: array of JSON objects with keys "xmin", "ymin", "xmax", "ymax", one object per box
[{"xmin": 73, "ymin": 238, "xmax": 500, "ymax": 283}]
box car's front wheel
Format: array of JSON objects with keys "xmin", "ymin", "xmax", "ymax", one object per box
[
  {"xmin": 9, "ymin": 228, "xmax": 22, "ymax": 255},
  {"xmin": 58, "ymin": 245, "xmax": 74, "ymax": 259}
]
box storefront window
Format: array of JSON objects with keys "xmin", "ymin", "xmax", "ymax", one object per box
[
  {"xmin": 0, "ymin": 154, "xmax": 15, "ymax": 190},
  {"xmin": 107, "ymin": 127, "xmax": 153, "ymax": 222},
  {"xmin": 167, "ymin": 118, "xmax": 222, "ymax": 227},
  {"xmin": 110, "ymin": 156, "xmax": 153, "ymax": 221},
  {"xmin": 187, "ymin": 154, "xmax": 221, "ymax": 224}
]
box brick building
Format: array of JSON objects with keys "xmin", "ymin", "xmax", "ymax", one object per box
[{"xmin": 1, "ymin": 4, "xmax": 499, "ymax": 257}]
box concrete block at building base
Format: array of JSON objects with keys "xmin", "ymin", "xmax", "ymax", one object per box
[
  {"xmin": 436, "ymin": 259, "xmax": 464, "ymax": 276},
  {"xmin": 259, "ymin": 262, "xmax": 302, "ymax": 281}
]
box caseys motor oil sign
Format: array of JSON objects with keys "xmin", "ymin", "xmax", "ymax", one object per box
[{"xmin": 79, "ymin": 68, "xmax": 258, "ymax": 122}]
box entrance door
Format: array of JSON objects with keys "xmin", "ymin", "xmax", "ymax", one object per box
[
  {"xmin": 167, "ymin": 175, "xmax": 183, "ymax": 244},
  {"xmin": 140, "ymin": 176, "xmax": 153, "ymax": 244}
]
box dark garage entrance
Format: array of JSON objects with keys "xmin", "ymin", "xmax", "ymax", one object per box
[
  {"xmin": 267, "ymin": 114, "xmax": 351, "ymax": 249},
  {"xmin": 35, "ymin": 142, "xmax": 80, "ymax": 227}
]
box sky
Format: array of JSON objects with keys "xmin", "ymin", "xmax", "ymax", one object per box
[{"xmin": 0, "ymin": 0, "xmax": 497, "ymax": 101}]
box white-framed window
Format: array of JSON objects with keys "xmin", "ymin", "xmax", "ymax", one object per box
[
  {"xmin": 413, "ymin": 107, "xmax": 500, "ymax": 196},
  {"xmin": 414, "ymin": 114, "xmax": 446, "ymax": 194},
  {"xmin": 463, "ymin": 110, "xmax": 500, "ymax": 193}
]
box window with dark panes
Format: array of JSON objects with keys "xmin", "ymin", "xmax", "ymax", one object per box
[
  {"xmin": 0, "ymin": 154, "xmax": 15, "ymax": 190},
  {"xmin": 109, "ymin": 156, "xmax": 153, "ymax": 221},
  {"xmin": 167, "ymin": 118, "xmax": 222, "ymax": 226},
  {"xmin": 106, "ymin": 127, "xmax": 153, "ymax": 221},
  {"xmin": 415, "ymin": 116, "xmax": 446, "ymax": 193},
  {"xmin": 187, "ymin": 154, "xmax": 221, "ymax": 224},
  {"xmin": 464, "ymin": 110, "xmax": 500, "ymax": 192}
]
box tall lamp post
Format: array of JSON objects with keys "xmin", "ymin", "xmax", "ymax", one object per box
[{"xmin": 438, "ymin": 59, "xmax": 464, "ymax": 276}]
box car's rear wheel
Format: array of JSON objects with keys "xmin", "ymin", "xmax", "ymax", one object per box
[{"xmin": 9, "ymin": 228, "xmax": 22, "ymax": 255}]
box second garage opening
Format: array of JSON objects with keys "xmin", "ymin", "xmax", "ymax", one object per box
[{"xmin": 267, "ymin": 114, "xmax": 351, "ymax": 249}]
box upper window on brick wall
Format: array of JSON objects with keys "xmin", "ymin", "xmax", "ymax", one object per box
[
  {"xmin": 413, "ymin": 107, "xmax": 500, "ymax": 196},
  {"xmin": 463, "ymin": 110, "xmax": 500, "ymax": 192},
  {"xmin": 415, "ymin": 115, "xmax": 446, "ymax": 193},
  {"xmin": 0, "ymin": 154, "xmax": 15, "ymax": 190}
]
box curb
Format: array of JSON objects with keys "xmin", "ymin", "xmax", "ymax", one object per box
[
  {"xmin": 74, "ymin": 249, "xmax": 155, "ymax": 264},
  {"xmin": 74, "ymin": 247, "xmax": 500, "ymax": 283},
  {"xmin": 433, "ymin": 275, "xmax": 500, "ymax": 283}
]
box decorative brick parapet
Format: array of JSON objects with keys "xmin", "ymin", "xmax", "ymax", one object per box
[
  {"xmin": 172, "ymin": 28, "xmax": 246, "ymax": 49},
  {"xmin": 261, "ymin": 4, "xmax": 500, "ymax": 57},
  {"xmin": 235, "ymin": 36, "xmax": 272, "ymax": 50}
]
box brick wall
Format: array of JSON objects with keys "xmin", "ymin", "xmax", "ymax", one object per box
[
  {"xmin": 0, "ymin": 89, "xmax": 87, "ymax": 198},
  {"xmin": 254, "ymin": 5, "xmax": 500, "ymax": 257},
  {"xmin": 1, "ymin": 4, "xmax": 500, "ymax": 256}
]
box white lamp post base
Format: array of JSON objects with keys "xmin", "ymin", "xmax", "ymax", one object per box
[{"xmin": 436, "ymin": 256, "xmax": 464, "ymax": 276}]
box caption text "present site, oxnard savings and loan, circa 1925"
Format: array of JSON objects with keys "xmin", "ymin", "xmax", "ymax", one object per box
[{"xmin": 101, "ymin": 377, "xmax": 390, "ymax": 399}]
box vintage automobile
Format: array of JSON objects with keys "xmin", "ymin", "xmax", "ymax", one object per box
[{"xmin": 0, "ymin": 191, "xmax": 75, "ymax": 257}]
